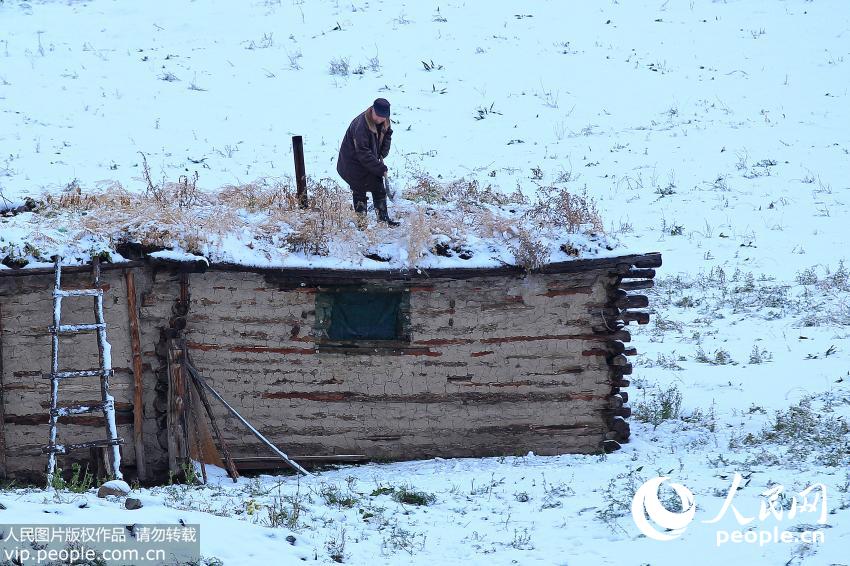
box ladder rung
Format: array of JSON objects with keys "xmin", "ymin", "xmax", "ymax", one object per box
[
  {"xmin": 54, "ymin": 288, "xmax": 103, "ymax": 297},
  {"xmin": 49, "ymin": 369, "xmax": 113, "ymax": 380},
  {"xmin": 50, "ymin": 402, "xmax": 108, "ymax": 417},
  {"xmin": 49, "ymin": 323, "xmax": 106, "ymax": 334},
  {"xmin": 42, "ymin": 437, "xmax": 124, "ymax": 455}
]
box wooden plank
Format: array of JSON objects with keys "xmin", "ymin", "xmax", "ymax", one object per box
[
  {"xmin": 1, "ymin": 253, "xmax": 662, "ymax": 283},
  {"xmin": 0, "ymin": 300, "xmax": 7, "ymax": 478},
  {"xmin": 166, "ymin": 339, "xmax": 189, "ymax": 475},
  {"xmin": 190, "ymin": 374, "xmax": 239, "ymax": 482},
  {"xmin": 124, "ymin": 270, "xmax": 147, "ymax": 481}
]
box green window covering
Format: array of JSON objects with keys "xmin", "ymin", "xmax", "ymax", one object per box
[{"xmin": 326, "ymin": 291, "xmax": 402, "ymax": 341}]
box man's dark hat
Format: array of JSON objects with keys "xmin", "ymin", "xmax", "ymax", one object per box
[{"xmin": 373, "ymin": 98, "xmax": 391, "ymax": 118}]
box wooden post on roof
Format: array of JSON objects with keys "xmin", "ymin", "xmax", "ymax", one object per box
[
  {"xmin": 292, "ymin": 135, "xmax": 308, "ymax": 208},
  {"xmin": 124, "ymin": 270, "xmax": 147, "ymax": 481}
]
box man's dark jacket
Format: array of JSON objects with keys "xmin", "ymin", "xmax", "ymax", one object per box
[{"xmin": 337, "ymin": 109, "xmax": 392, "ymax": 191}]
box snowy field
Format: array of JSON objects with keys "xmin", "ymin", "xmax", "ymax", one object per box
[{"xmin": 1, "ymin": 0, "xmax": 850, "ymax": 564}]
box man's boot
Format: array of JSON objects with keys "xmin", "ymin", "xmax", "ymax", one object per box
[
  {"xmin": 353, "ymin": 194, "xmax": 368, "ymax": 230},
  {"xmin": 374, "ymin": 198, "xmax": 400, "ymax": 227}
]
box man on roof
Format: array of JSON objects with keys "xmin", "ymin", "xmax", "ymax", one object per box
[{"xmin": 336, "ymin": 97, "xmax": 400, "ymax": 227}]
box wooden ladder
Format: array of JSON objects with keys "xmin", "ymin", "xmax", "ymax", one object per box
[{"xmin": 44, "ymin": 257, "xmax": 123, "ymax": 487}]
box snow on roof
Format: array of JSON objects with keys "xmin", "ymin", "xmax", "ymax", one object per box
[{"xmin": 0, "ymin": 174, "xmax": 620, "ymax": 272}]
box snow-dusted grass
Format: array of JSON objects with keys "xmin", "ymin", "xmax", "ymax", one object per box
[
  {"xmin": 1, "ymin": 0, "xmax": 849, "ymax": 564},
  {"xmin": 0, "ymin": 173, "xmax": 608, "ymax": 271}
]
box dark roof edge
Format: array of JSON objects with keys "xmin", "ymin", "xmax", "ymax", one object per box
[{"xmin": 0, "ymin": 252, "xmax": 661, "ymax": 281}]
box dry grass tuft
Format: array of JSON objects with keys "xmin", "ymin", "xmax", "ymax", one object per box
[
  {"xmin": 404, "ymin": 172, "xmax": 526, "ymax": 207},
  {"xmin": 525, "ymin": 184, "xmax": 604, "ymax": 233},
  {"xmin": 140, "ymin": 152, "xmax": 202, "ymax": 209},
  {"xmin": 218, "ymin": 178, "xmax": 298, "ymax": 212},
  {"xmin": 509, "ymin": 228, "xmax": 551, "ymax": 272}
]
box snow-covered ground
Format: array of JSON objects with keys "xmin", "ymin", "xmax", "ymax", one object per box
[{"xmin": 1, "ymin": 0, "xmax": 849, "ymax": 564}]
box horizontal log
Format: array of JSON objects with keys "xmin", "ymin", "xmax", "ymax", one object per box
[
  {"xmin": 602, "ymin": 406, "xmax": 632, "ymax": 419},
  {"xmin": 621, "ymin": 311, "xmax": 651, "ymax": 325},
  {"xmin": 621, "ymin": 268, "xmax": 656, "ymax": 279},
  {"xmin": 610, "ymin": 422, "xmax": 630, "ymax": 441},
  {"xmin": 611, "ymin": 364, "xmax": 633, "ymax": 377},
  {"xmin": 608, "ymin": 341, "xmax": 626, "ymax": 355},
  {"xmin": 232, "ymin": 455, "xmax": 371, "ymax": 469},
  {"xmin": 480, "ymin": 333, "xmax": 575, "ymax": 345},
  {"xmin": 259, "ymin": 390, "xmax": 610, "ymax": 404},
  {"xmin": 539, "ymin": 286, "xmax": 594, "ymax": 297},
  {"xmin": 633, "ymin": 253, "xmax": 662, "ymax": 268},
  {"xmin": 615, "ymin": 295, "xmax": 649, "ymax": 309},
  {"xmin": 564, "ymin": 330, "xmax": 630, "ymax": 343},
  {"xmin": 1, "ymin": 253, "xmax": 661, "ymax": 281},
  {"xmin": 620, "ymin": 280, "xmax": 654, "ymax": 291}
]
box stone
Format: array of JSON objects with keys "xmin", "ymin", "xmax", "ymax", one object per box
[
  {"xmin": 125, "ymin": 498, "xmax": 143, "ymax": 510},
  {"xmin": 97, "ymin": 480, "xmax": 131, "ymax": 498}
]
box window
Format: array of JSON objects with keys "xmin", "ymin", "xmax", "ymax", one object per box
[{"xmin": 315, "ymin": 287, "xmax": 410, "ymax": 348}]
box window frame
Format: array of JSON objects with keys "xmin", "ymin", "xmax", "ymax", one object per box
[{"xmin": 314, "ymin": 285, "xmax": 412, "ymax": 352}]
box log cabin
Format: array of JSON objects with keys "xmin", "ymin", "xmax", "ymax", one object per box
[{"xmin": 0, "ymin": 251, "xmax": 659, "ymax": 483}]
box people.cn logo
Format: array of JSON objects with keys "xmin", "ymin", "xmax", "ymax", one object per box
[{"xmin": 631, "ymin": 477, "xmax": 697, "ymax": 541}]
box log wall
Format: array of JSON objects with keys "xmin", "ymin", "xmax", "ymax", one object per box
[{"xmin": 0, "ymin": 253, "xmax": 658, "ymax": 481}]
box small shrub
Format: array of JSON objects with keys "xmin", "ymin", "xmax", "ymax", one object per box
[
  {"xmin": 596, "ymin": 468, "xmax": 646, "ymax": 532},
  {"xmin": 509, "ymin": 528, "xmax": 533, "ymax": 550},
  {"xmin": 328, "ymin": 57, "xmax": 350, "ymax": 76},
  {"xmin": 634, "ymin": 383, "xmax": 683, "ymax": 427},
  {"xmin": 381, "ymin": 526, "xmax": 426, "ymax": 556},
  {"xmin": 392, "ymin": 486, "xmax": 436, "ymax": 506},
  {"xmin": 140, "ymin": 152, "xmax": 200, "ymax": 209},
  {"xmin": 263, "ymin": 491, "xmax": 307, "ymax": 529},
  {"xmin": 50, "ymin": 463, "xmax": 97, "ymax": 493},
  {"xmin": 287, "ymin": 49, "xmax": 303, "ymax": 70},
  {"xmin": 752, "ymin": 396, "xmax": 850, "ymax": 466},
  {"xmin": 682, "ymin": 402, "xmax": 717, "ymax": 432},
  {"xmin": 749, "ymin": 345, "xmax": 772, "ymax": 364},
  {"xmin": 326, "ymin": 527, "xmax": 347, "ymax": 563},
  {"xmin": 319, "ymin": 484, "xmax": 359, "ymax": 508},
  {"xmin": 509, "ymin": 229, "xmax": 550, "ymax": 272},
  {"xmin": 524, "ymin": 184, "xmax": 604, "ymax": 233},
  {"xmin": 695, "ymin": 346, "xmax": 733, "ymax": 365}
]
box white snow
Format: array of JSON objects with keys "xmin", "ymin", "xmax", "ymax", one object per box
[
  {"xmin": 1, "ymin": 0, "xmax": 849, "ymax": 564},
  {"xmin": 149, "ymin": 249, "xmax": 210, "ymax": 265}
]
